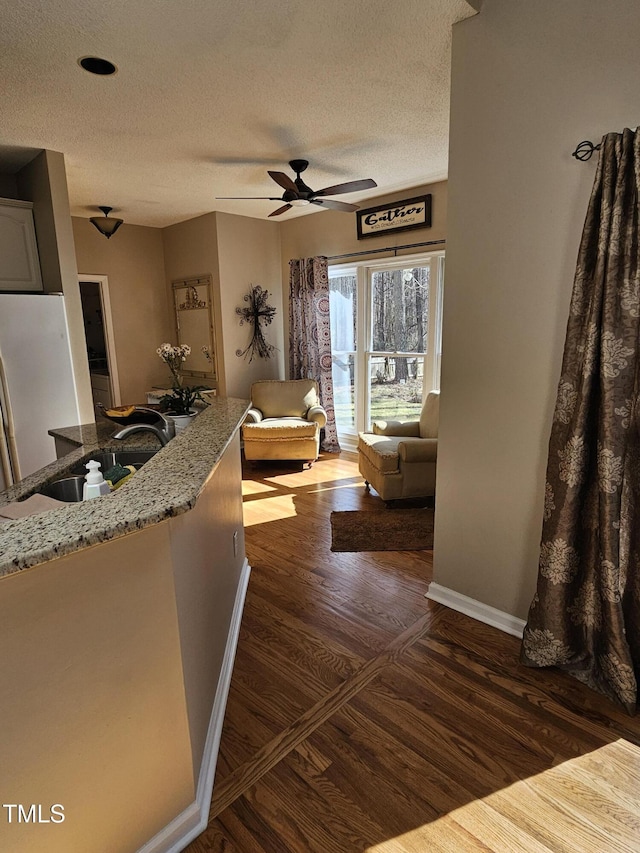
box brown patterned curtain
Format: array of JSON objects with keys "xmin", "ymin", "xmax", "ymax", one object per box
[
  {"xmin": 289, "ymin": 257, "xmax": 340, "ymax": 452},
  {"xmin": 521, "ymin": 128, "xmax": 640, "ymax": 713}
]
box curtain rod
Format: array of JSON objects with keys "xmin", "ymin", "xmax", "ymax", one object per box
[
  {"xmin": 326, "ymin": 238, "xmax": 446, "ymax": 262},
  {"xmin": 573, "ymin": 126, "xmax": 640, "ymax": 161}
]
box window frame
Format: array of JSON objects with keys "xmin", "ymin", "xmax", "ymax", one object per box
[{"xmin": 329, "ymin": 250, "xmax": 445, "ymax": 446}]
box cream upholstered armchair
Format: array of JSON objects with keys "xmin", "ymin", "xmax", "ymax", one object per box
[
  {"xmin": 242, "ymin": 379, "xmax": 327, "ymax": 465},
  {"xmin": 358, "ymin": 391, "xmax": 439, "ymax": 502}
]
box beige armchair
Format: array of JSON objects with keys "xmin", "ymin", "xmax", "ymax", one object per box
[
  {"xmin": 242, "ymin": 379, "xmax": 327, "ymax": 464},
  {"xmin": 358, "ymin": 391, "xmax": 439, "ymax": 501}
]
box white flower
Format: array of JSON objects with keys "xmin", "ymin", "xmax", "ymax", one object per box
[
  {"xmin": 554, "ymin": 381, "xmax": 578, "ymax": 425},
  {"xmin": 522, "ymin": 628, "xmax": 572, "ymax": 666},
  {"xmin": 598, "ymin": 652, "xmax": 637, "ymax": 706},
  {"xmin": 620, "ymin": 276, "xmax": 640, "ymax": 318},
  {"xmin": 558, "ymin": 435, "xmax": 587, "ymax": 487},
  {"xmin": 600, "ymin": 559, "xmax": 622, "ymax": 602},
  {"xmin": 540, "ymin": 539, "xmax": 579, "ymax": 584},
  {"xmin": 615, "ymin": 400, "xmax": 632, "ymax": 429},
  {"xmin": 601, "ymin": 331, "xmax": 633, "ymax": 379},
  {"xmin": 597, "ymin": 444, "xmax": 623, "ymax": 494},
  {"xmin": 157, "ymin": 342, "xmax": 194, "ymax": 385},
  {"xmin": 568, "ymin": 582, "xmax": 601, "ymax": 629}
]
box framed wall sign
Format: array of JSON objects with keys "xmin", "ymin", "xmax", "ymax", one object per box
[{"xmin": 356, "ymin": 195, "xmax": 432, "ymax": 240}]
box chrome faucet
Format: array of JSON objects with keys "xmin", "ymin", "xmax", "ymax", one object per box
[{"xmin": 112, "ymin": 408, "xmax": 175, "ymax": 446}]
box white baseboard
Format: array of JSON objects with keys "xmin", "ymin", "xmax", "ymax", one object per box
[
  {"xmin": 137, "ymin": 558, "xmax": 252, "ymax": 853},
  {"xmin": 426, "ymin": 582, "xmax": 526, "ymax": 638}
]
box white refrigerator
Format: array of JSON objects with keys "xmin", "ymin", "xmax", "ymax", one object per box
[{"xmin": 0, "ymin": 293, "xmax": 81, "ymax": 489}]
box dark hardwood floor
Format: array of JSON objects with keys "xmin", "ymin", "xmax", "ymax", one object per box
[{"xmin": 185, "ymin": 452, "xmax": 640, "ymax": 852}]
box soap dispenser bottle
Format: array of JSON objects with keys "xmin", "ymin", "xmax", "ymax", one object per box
[{"xmin": 83, "ymin": 460, "xmax": 111, "ymax": 500}]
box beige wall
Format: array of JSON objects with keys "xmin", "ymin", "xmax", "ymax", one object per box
[
  {"xmin": 215, "ymin": 212, "xmax": 284, "ymax": 398},
  {"xmin": 162, "ymin": 211, "xmax": 284, "ymax": 400},
  {"xmin": 73, "ymin": 216, "xmax": 173, "ymax": 404},
  {"xmin": 279, "ymin": 182, "xmax": 446, "ymax": 267},
  {"xmin": 73, "ymin": 207, "xmax": 284, "ymax": 407},
  {"xmin": 169, "ymin": 430, "xmax": 246, "ymax": 778},
  {"xmin": 161, "ymin": 212, "xmax": 225, "ymax": 394},
  {"xmin": 434, "ymin": 0, "xmax": 640, "ymax": 619},
  {"xmin": 0, "ymin": 429, "xmax": 248, "ymax": 851},
  {"xmin": 71, "ymin": 184, "xmax": 441, "ymax": 411},
  {"xmin": 0, "ymin": 523, "xmax": 195, "ymax": 853}
]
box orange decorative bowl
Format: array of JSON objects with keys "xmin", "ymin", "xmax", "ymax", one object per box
[{"xmin": 97, "ymin": 404, "xmax": 162, "ymax": 426}]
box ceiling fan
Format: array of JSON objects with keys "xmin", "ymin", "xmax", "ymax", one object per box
[{"xmin": 216, "ymin": 159, "xmax": 377, "ymax": 217}]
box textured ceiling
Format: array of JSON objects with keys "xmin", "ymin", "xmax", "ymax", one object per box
[{"xmin": 0, "ymin": 0, "xmax": 476, "ymax": 227}]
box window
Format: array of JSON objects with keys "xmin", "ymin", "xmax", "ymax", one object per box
[
  {"xmin": 329, "ymin": 252, "xmax": 444, "ymax": 446},
  {"xmin": 329, "ymin": 271, "xmax": 358, "ymax": 432}
]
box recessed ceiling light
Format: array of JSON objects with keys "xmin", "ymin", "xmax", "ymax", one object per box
[{"xmin": 78, "ymin": 56, "xmax": 117, "ymax": 76}]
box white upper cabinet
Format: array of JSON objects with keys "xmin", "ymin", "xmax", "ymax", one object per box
[{"xmin": 0, "ymin": 198, "xmax": 43, "ymax": 292}]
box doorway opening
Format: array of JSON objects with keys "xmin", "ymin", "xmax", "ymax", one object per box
[{"xmin": 78, "ymin": 276, "xmax": 121, "ymax": 411}]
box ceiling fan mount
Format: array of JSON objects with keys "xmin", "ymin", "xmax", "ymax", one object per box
[
  {"xmin": 288, "ymin": 158, "xmax": 309, "ymax": 175},
  {"xmin": 288, "ymin": 159, "xmax": 314, "ymax": 197},
  {"xmin": 216, "ymin": 159, "xmax": 377, "ymax": 217}
]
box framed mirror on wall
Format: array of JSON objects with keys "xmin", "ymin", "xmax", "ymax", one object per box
[{"xmin": 172, "ymin": 274, "xmax": 217, "ymax": 383}]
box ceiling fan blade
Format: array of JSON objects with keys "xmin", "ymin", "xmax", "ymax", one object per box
[
  {"xmin": 311, "ymin": 199, "xmax": 359, "ymax": 213},
  {"xmin": 311, "ymin": 178, "xmax": 377, "ymax": 197},
  {"xmin": 268, "ymin": 171, "xmax": 298, "ymax": 192},
  {"xmin": 268, "ymin": 204, "xmax": 293, "ymax": 217},
  {"xmin": 216, "ymin": 196, "xmax": 283, "ymax": 200}
]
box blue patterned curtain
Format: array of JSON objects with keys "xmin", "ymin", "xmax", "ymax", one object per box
[{"xmin": 289, "ymin": 257, "xmax": 340, "ymax": 452}]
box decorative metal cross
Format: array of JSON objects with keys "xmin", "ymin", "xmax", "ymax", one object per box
[{"xmin": 236, "ymin": 285, "xmax": 277, "ymax": 362}]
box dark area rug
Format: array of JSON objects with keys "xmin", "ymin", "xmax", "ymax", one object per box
[{"xmin": 330, "ymin": 508, "xmax": 434, "ymax": 552}]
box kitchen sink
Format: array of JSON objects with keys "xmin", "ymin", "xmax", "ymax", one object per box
[
  {"xmin": 68, "ymin": 449, "xmax": 159, "ymax": 476},
  {"xmin": 35, "ymin": 449, "xmax": 159, "ymax": 503},
  {"xmin": 39, "ymin": 476, "xmax": 87, "ymax": 503}
]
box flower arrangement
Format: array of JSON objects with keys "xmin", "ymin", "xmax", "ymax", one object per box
[
  {"xmin": 156, "ymin": 343, "xmax": 208, "ymax": 416},
  {"xmin": 157, "ymin": 343, "xmax": 190, "ymax": 383}
]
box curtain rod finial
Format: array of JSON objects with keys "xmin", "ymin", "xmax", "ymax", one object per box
[{"xmin": 572, "ymin": 140, "xmax": 601, "ymax": 161}]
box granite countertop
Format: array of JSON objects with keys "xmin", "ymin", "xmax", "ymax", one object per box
[{"xmin": 0, "ymin": 397, "xmax": 249, "ymax": 578}]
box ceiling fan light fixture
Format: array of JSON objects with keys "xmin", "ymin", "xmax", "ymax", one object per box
[
  {"xmin": 222, "ymin": 160, "xmax": 377, "ymax": 216},
  {"xmin": 89, "ymin": 206, "xmax": 124, "ymax": 239}
]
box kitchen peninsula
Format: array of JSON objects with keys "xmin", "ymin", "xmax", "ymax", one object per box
[{"xmin": 0, "ymin": 398, "xmax": 250, "ymax": 853}]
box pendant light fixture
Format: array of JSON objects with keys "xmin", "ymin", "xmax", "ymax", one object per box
[{"xmin": 90, "ymin": 206, "xmax": 124, "ymax": 239}]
